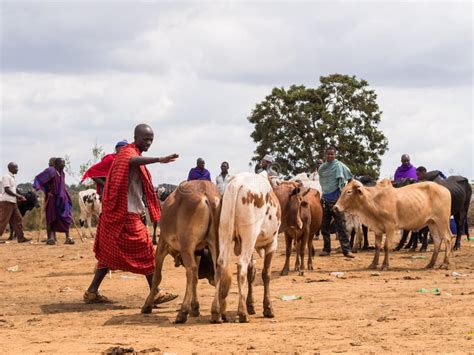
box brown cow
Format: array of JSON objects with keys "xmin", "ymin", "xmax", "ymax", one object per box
[
  {"xmin": 273, "ymin": 181, "xmax": 322, "ymax": 276},
  {"xmin": 334, "ymin": 179, "xmax": 452, "ymax": 270},
  {"xmin": 141, "ymin": 180, "xmax": 220, "ymax": 323}
]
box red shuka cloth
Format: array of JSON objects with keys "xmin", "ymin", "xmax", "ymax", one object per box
[
  {"xmin": 93, "ymin": 144, "xmax": 160, "ymax": 275},
  {"xmin": 81, "ymin": 154, "xmax": 116, "ymax": 194}
]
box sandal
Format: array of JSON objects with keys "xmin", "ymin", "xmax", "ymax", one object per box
[
  {"xmin": 83, "ymin": 291, "xmax": 112, "ymax": 304},
  {"xmin": 46, "ymin": 239, "xmax": 56, "ymax": 245},
  {"xmin": 153, "ymin": 291, "xmax": 178, "ymax": 305},
  {"xmin": 65, "ymin": 238, "xmax": 75, "ymax": 245}
]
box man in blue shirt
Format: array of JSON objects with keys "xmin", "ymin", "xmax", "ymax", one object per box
[{"xmin": 318, "ymin": 147, "xmax": 354, "ymax": 258}]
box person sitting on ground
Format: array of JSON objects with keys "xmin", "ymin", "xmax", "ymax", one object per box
[
  {"xmin": 0, "ymin": 162, "xmax": 31, "ymax": 244},
  {"xmin": 33, "ymin": 158, "xmax": 74, "ymax": 245},
  {"xmin": 216, "ymin": 161, "xmax": 232, "ymax": 195},
  {"xmin": 394, "ymin": 154, "xmax": 417, "ymax": 181},
  {"xmin": 416, "ymin": 166, "xmax": 447, "ymax": 183},
  {"xmin": 187, "ymin": 158, "xmax": 211, "ymax": 181},
  {"xmin": 83, "ymin": 124, "xmax": 179, "ymax": 305},
  {"xmin": 81, "ymin": 140, "xmax": 128, "ymax": 195}
]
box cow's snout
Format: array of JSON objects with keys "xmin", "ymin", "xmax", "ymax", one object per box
[{"xmin": 332, "ymin": 205, "xmax": 340, "ymax": 213}]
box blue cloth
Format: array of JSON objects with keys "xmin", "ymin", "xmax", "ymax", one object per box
[
  {"xmin": 322, "ymin": 189, "xmax": 341, "ymax": 202},
  {"xmin": 187, "ymin": 167, "xmax": 211, "ymax": 181}
]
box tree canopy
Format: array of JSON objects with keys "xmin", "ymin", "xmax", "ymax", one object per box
[{"xmin": 248, "ymin": 74, "xmax": 388, "ymax": 178}]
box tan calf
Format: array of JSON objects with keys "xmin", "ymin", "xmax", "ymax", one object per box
[
  {"xmin": 334, "ymin": 179, "xmax": 452, "ymax": 270},
  {"xmin": 141, "ymin": 181, "xmax": 220, "ymax": 323}
]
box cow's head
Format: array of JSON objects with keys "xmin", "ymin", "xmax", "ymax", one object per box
[
  {"xmin": 333, "ymin": 180, "xmax": 365, "ymax": 214},
  {"xmin": 275, "ymin": 181, "xmax": 308, "ymax": 230},
  {"xmin": 19, "ymin": 190, "xmax": 40, "ymax": 209}
]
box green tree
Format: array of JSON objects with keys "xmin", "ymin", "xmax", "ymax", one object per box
[{"xmin": 248, "ymin": 74, "xmax": 388, "ymax": 178}]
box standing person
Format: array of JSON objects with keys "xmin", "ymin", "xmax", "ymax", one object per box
[
  {"xmin": 84, "ymin": 124, "xmax": 179, "ymax": 304},
  {"xmin": 0, "ymin": 163, "xmax": 31, "ymax": 243},
  {"xmin": 394, "ymin": 154, "xmax": 417, "ymax": 181},
  {"xmin": 256, "ymin": 154, "xmax": 278, "ymax": 177},
  {"xmin": 33, "ymin": 158, "xmax": 74, "ymax": 245},
  {"xmin": 187, "ymin": 158, "xmax": 211, "ymax": 181},
  {"xmin": 216, "ymin": 161, "xmax": 232, "ymax": 195},
  {"xmin": 318, "ymin": 147, "xmax": 355, "ymax": 258},
  {"xmin": 309, "ymin": 158, "xmax": 324, "ymax": 181},
  {"xmin": 81, "ymin": 140, "xmax": 128, "ymax": 195}
]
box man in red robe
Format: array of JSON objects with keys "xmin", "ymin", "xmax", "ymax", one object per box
[
  {"xmin": 83, "ymin": 124, "xmax": 179, "ymax": 304},
  {"xmin": 81, "ymin": 140, "xmax": 128, "ymax": 195}
]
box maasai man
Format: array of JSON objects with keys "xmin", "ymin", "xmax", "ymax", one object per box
[
  {"xmin": 34, "ymin": 158, "xmax": 74, "ymax": 245},
  {"xmin": 416, "ymin": 166, "xmax": 447, "ymax": 183},
  {"xmin": 187, "ymin": 158, "xmax": 211, "ymax": 181},
  {"xmin": 83, "ymin": 124, "xmax": 179, "ymax": 304},
  {"xmin": 81, "ymin": 140, "xmax": 128, "ymax": 195},
  {"xmin": 394, "ymin": 154, "xmax": 417, "ymax": 181},
  {"xmin": 0, "ymin": 162, "xmax": 31, "ymax": 243},
  {"xmin": 318, "ymin": 147, "xmax": 355, "ymax": 258}
]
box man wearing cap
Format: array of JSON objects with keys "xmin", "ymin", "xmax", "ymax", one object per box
[
  {"xmin": 257, "ymin": 154, "xmax": 278, "ymax": 177},
  {"xmin": 187, "ymin": 158, "xmax": 211, "ymax": 181},
  {"xmin": 0, "ymin": 162, "xmax": 31, "ymax": 243},
  {"xmin": 81, "ymin": 140, "xmax": 128, "ymax": 195}
]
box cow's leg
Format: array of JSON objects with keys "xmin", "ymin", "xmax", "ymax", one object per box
[
  {"xmin": 349, "ymin": 228, "xmax": 355, "ymax": 249},
  {"xmin": 370, "ymin": 233, "xmax": 383, "ymax": 269},
  {"xmin": 394, "ymin": 230, "xmax": 409, "ymax": 251},
  {"xmin": 281, "ymin": 232, "xmax": 292, "ymax": 276},
  {"xmin": 465, "ymin": 218, "xmax": 470, "ymax": 241},
  {"xmin": 440, "ymin": 223, "xmax": 452, "ymax": 269},
  {"xmin": 246, "ymin": 258, "xmax": 256, "ymax": 315},
  {"xmin": 453, "ymin": 213, "xmax": 463, "ymax": 250},
  {"xmin": 141, "ymin": 238, "xmax": 168, "ymax": 314},
  {"xmin": 152, "ymin": 221, "xmax": 158, "ymax": 245},
  {"xmin": 236, "ymin": 252, "xmax": 252, "ymax": 323},
  {"xmin": 175, "ymin": 249, "xmax": 198, "ymax": 323},
  {"xmin": 307, "ymin": 232, "xmax": 314, "ymax": 271},
  {"xmin": 410, "ymin": 231, "xmax": 419, "ymax": 251},
  {"xmin": 211, "ymin": 253, "xmax": 232, "ymax": 324},
  {"xmin": 297, "ymin": 228, "xmax": 310, "ymax": 276},
  {"xmin": 262, "ymin": 249, "xmax": 275, "ymax": 318},
  {"xmin": 419, "ymin": 228, "xmax": 428, "ymax": 252},
  {"xmin": 362, "ymin": 225, "xmax": 369, "ymax": 250},
  {"xmin": 87, "ymin": 216, "xmax": 94, "ymax": 238},
  {"xmin": 354, "ymin": 225, "xmax": 363, "ymax": 252},
  {"xmin": 426, "ymin": 223, "xmax": 443, "ymax": 269},
  {"xmin": 381, "ymin": 230, "xmax": 394, "ymax": 270},
  {"xmin": 189, "ymin": 254, "xmax": 201, "ymax": 317}
]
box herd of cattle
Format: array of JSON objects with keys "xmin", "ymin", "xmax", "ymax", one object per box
[{"xmin": 13, "ymin": 171, "xmax": 472, "ymax": 324}]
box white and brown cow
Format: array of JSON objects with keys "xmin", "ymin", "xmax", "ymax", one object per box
[
  {"xmin": 334, "ymin": 179, "xmax": 452, "ymax": 270},
  {"xmin": 211, "ymin": 172, "xmax": 281, "ymax": 323},
  {"xmin": 78, "ymin": 189, "xmax": 101, "ymax": 238}
]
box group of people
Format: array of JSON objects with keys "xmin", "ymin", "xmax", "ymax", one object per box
[{"xmin": 1, "ymin": 122, "xmax": 447, "ymax": 305}]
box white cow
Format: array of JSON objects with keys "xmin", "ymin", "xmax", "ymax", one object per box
[
  {"xmin": 78, "ymin": 189, "xmax": 102, "ymax": 238},
  {"xmin": 211, "ymin": 172, "xmax": 281, "ymax": 323},
  {"xmin": 291, "ymin": 172, "xmax": 322, "ymax": 194}
]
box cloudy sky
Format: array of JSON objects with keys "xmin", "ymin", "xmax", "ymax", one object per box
[{"xmin": 1, "ymin": 0, "xmax": 472, "ymax": 186}]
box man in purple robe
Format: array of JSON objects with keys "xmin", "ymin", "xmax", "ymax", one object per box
[
  {"xmin": 187, "ymin": 158, "xmax": 211, "ymax": 181},
  {"xmin": 394, "ymin": 154, "xmax": 418, "ymax": 182},
  {"xmin": 34, "ymin": 158, "xmax": 74, "ymax": 245}
]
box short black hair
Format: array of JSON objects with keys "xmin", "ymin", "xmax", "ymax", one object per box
[
  {"xmin": 416, "ymin": 166, "xmax": 427, "ymax": 173},
  {"xmin": 326, "ymin": 146, "xmax": 337, "ymax": 152}
]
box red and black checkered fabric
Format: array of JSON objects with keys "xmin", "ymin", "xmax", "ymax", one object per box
[{"xmin": 94, "ymin": 143, "xmax": 160, "ymax": 275}]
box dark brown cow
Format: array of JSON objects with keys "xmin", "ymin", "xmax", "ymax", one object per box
[
  {"xmin": 141, "ymin": 181, "xmax": 220, "ymax": 323},
  {"xmin": 274, "ymin": 181, "xmax": 322, "ymax": 276}
]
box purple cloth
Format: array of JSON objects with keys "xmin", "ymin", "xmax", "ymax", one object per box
[
  {"xmin": 34, "ymin": 167, "xmax": 72, "ymax": 232},
  {"xmin": 394, "ymin": 164, "xmax": 418, "ymax": 182},
  {"xmin": 187, "ymin": 167, "xmax": 211, "ymax": 181}
]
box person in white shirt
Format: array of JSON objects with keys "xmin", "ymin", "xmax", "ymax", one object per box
[
  {"xmin": 0, "ymin": 162, "xmax": 30, "ymax": 243},
  {"xmin": 216, "ymin": 161, "xmax": 232, "ymax": 195}
]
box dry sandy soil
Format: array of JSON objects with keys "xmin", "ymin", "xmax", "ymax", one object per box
[{"xmin": 1, "ymin": 228, "xmax": 473, "ymax": 354}]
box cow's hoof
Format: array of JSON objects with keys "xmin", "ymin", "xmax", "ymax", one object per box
[
  {"xmin": 298, "ymin": 270, "xmax": 305, "ymax": 276},
  {"xmin": 175, "ymin": 312, "xmax": 188, "ymax": 324},
  {"xmin": 263, "ymin": 308, "xmax": 275, "ymax": 318},
  {"xmin": 307, "ymin": 264, "xmax": 313, "ymax": 271},
  {"xmin": 210, "ymin": 313, "xmax": 223, "ymax": 324},
  {"xmin": 141, "ymin": 305, "xmax": 153, "ymax": 314},
  {"xmin": 381, "ymin": 265, "xmax": 389, "ymax": 271},
  {"xmin": 439, "ymin": 264, "xmax": 450, "ymax": 270},
  {"xmin": 238, "ymin": 313, "xmax": 250, "ymax": 323},
  {"xmin": 280, "ymin": 269, "xmax": 289, "ymax": 276},
  {"xmin": 368, "ymin": 263, "xmax": 377, "ymax": 270},
  {"xmin": 189, "ymin": 308, "xmax": 200, "ymax": 317},
  {"xmin": 247, "ymin": 304, "xmax": 256, "ymax": 315},
  {"xmin": 425, "ymin": 263, "xmax": 435, "ymax": 269}
]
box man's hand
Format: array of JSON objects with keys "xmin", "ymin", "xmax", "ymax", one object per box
[
  {"xmin": 160, "ymin": 154, "xmax": 179, "ymax": 164},
  {"xmin": 17, "ymin": 195, "xmax": 26, "ymax": 202}
]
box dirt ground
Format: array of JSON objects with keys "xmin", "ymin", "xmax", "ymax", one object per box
[{"xmin": 1, "ymin": 228, "xmax": 473, "ymax": 354}]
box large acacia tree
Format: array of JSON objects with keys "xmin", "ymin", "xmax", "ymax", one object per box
[{"xmin": 248, "ymin": 74, "xmax": 388, "ymax": 177}]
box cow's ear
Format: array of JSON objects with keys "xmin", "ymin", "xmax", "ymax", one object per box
[
  {"xmin": 301, "ymin": 201, "xmax": 309, "ymax": 208},
  {"xmin": 356, "ymin": 186, "xmax": 363, "ymax": 195}
]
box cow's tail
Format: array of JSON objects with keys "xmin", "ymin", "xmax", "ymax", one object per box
[{"xmin": 218, "ymin": 183, "xmax": 242, "ymax": 262}]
